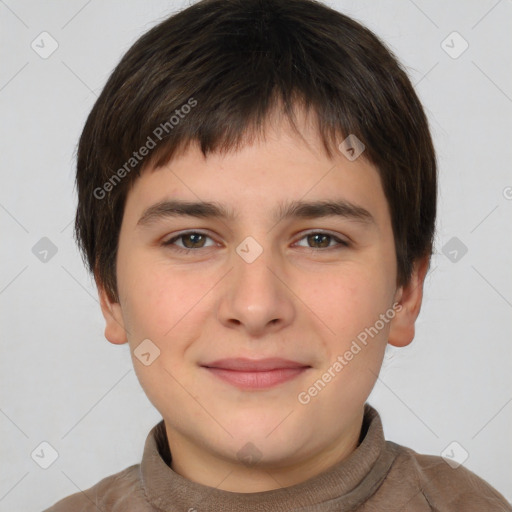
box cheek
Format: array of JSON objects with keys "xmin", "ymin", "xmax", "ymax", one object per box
[
  {"xmin": 119, "ymin": 261, "xmax": 205, "ymax": 406},
  {"xmin": 303, "ymin": 264, "xmax": 392, "ymax": 340},
  {"xmin": 120, "ymin": 257, "xmax": 213, "ymax": 345},
  {"xmin": 305, "ymin": 268, "xmax": 392, "ymax": 398}
]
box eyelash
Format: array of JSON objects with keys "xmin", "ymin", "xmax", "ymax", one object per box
[{"xmin": 161, "ymin": 230, "xmax": 349, "ymax": 254}]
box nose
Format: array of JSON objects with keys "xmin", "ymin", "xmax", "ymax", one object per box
[{"xmin": 216, "ymin": 243, "xmax": 295, "ymax": 337}]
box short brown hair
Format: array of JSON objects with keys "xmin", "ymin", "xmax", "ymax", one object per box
[{"xmin": 74, "ymin": 0, "xmax": 437, "ymax": 304}]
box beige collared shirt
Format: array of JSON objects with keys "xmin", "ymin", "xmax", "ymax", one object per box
[{"xmin": 45, "ymin": 404, "xmax": 511, "ymax": 511}]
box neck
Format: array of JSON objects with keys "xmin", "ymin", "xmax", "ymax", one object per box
[{"xmin": 164, "ymin": 410, "xmax": 364, "ymax": 492}]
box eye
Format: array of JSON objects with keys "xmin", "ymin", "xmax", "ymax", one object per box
[
  {"xmin": 294, "ymin": 231, "xmax": 349, "ymax": 250},
  {"xmin": 161, "ymin": 230, "xmax": 349, "ymax": 254},
  {"xmin": 162, "ymin": 231, "xmax": 216, "ymax": 251}
]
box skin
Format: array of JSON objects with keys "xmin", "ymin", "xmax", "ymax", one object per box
[{"xmin": 98, "ymin": 107, "xmax": 429, "ymax": 492}]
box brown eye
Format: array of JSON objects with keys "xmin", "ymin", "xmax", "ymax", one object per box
[
  {"xmin": 307, "ymin": 233, "xmax": 331, "ymax": 248},
  {"xmin": 295, "ymin": 232, "xmax": 349, "ymax": 250},
  {"xmin": 162, "ymin": 231, "xmax": 215, "ymax": 251},
  {"xmin": 180, "ymin": 233, "xmax": 207, "ymax": 248}
]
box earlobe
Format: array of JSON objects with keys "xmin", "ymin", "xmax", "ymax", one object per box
[
  {"xmin": 97, "ymin": 283, "xmax": 128, "ymax": 345},
  {"xmin": 388, "ymin": 255, "xmax": 430, "ymax": 348}
]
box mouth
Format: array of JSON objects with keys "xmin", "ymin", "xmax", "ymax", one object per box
[{"xmin": 200, "ymin": 358, "xmax": 312, "ymax": 389}]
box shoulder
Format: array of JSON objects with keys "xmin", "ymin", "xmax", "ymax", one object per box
[
  {"xmin": 43, "ymin": 464, "xmax": 150, "ymax": 512},
  {"xmin": 387, "ymin": 442, "xmax": 512, "ymax": 511}
]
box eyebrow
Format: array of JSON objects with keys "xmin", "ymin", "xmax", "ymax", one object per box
[{"xmin": 136, "ymin": 198, "xmax": 376, "ymax": 228}]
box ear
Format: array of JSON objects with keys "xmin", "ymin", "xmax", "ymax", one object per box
[
  {"xmin": 388, "ymin": 255, "xmax": 430, "ymax": 348},
  {"xmin": 97, "ymin": 283, "xmax": 128, "ymax": 345}
]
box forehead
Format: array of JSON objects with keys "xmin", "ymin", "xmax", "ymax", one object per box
[{"xmin": 122, "ymin": 111, "xmax": 389, "ymax": 231}]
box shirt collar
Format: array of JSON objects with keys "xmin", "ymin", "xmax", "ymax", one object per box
[{"xmin": 140, "ymin": 403, "xmax": 396, "ymax": 511}]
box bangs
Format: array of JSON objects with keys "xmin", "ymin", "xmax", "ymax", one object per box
[{"xmin": 75, "ymin": 0, "xmax": 436, "ymax": 303}]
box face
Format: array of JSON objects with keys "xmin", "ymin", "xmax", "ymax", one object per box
[{"xmin": 99, "ymin": 109, "xmax": 426, "ymax": 484}]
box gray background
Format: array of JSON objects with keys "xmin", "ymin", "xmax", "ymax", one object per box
[{"xmin": 1, "ymin": 0, "xmax": 511, "ymax": 509}]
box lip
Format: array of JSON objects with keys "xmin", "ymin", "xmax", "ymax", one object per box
[{"xmin": 201, "ymin": 358, "xmax": 311, "ymax": 389}]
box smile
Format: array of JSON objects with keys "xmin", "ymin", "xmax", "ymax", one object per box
[{"xmin": 201, "ymin": 358, "xmax": 311, "ymax": 390}]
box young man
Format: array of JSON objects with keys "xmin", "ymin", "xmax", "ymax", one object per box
[{"xmin": 47, "ymin": 0, "xmax": 511, "ymax": 509}]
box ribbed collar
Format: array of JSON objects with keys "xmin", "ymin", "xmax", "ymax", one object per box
[{"xmin": 140, "ymin": 403, "xmax": 396, "ymax": 511}]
